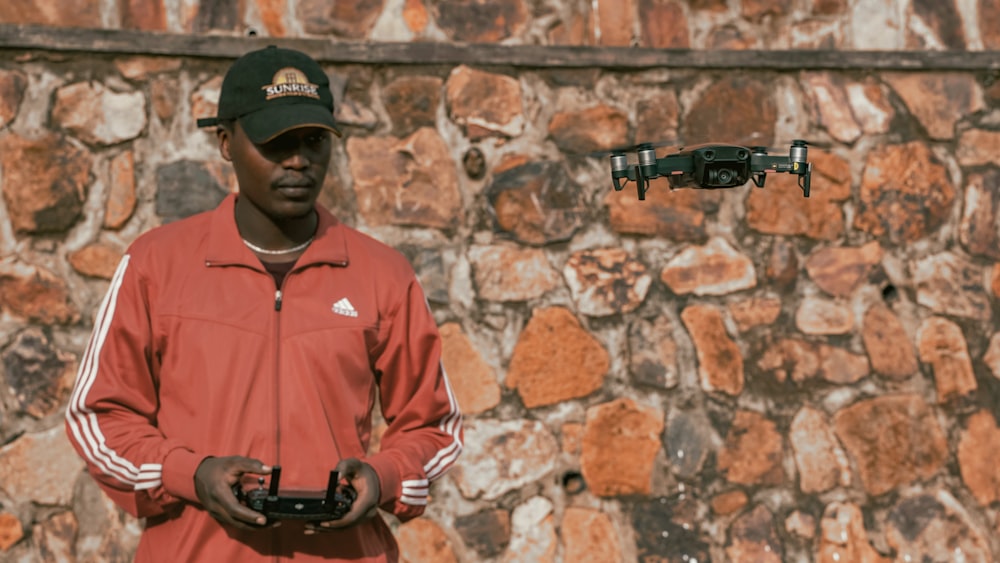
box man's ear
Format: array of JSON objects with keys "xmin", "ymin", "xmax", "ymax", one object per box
[{"xmin": 217, "ymin": 127, "xmax": 233, "ymax": 162}]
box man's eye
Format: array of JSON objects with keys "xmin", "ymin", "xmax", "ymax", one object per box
[{"xmin": 307, "ymin": 133, "xmax": 327, "ymax": 145}]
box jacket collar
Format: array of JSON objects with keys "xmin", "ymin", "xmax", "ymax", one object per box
[{"xmin": 205, "ymin": 193, "xmax": 350, "ymax": 268}]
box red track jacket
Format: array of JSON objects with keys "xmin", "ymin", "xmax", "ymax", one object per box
[{"xmin": 64, "ymin": 194, "xmax": 463, "ymax": 561}]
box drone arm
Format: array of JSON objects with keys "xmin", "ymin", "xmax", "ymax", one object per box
[
  {"xmin": 750, "ymin": 154, "xmax": 795, "ymax": 173},
  {"xmin": 655, "ymin": 154, "xmax": 694, "ymax": 177},
  {"xmin": 750, "ymin": 154, "xmax": 811, "ymax": 197}
]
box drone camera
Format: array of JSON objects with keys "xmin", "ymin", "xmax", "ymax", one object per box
[{"xmin": 673, "ymin": 145, "xmax": 751, "ymax": 190}]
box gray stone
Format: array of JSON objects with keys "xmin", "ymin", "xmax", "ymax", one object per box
[
  {"xmin": 665, "ymin": 409, "xmax": 717, "ymax": 479},
  {"xmin": 450, "ymin": 419, "xmax": 558, "ymax": 501},
  {"xmin": 155, "ymin": 160, "xmax": 228, "ymax": 223}
]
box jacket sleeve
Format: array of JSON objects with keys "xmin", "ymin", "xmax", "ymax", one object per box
[
  {"xmin": 364, "ymin": 276, "xmax": 463, "ymax": 522},
  {"xmin": 64, "ymin": 254, "xmax": 207, "ymax": 518}
]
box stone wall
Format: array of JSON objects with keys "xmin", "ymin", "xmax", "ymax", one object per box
[{"xmin": 1, "ymin": 0, "xmax": 1000, "ymax": 562}]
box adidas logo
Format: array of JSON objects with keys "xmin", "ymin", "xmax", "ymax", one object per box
[{"xmin": 332, "ymin": 297, "xmax": 358, "ymax": 318}]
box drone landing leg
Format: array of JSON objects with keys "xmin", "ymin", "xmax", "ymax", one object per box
[
  {"xmin": 634, "ymin": 165, "xmax": 648, "ymax": 200},
  {"xmin": 752, "ymin": 173, "xmax": 766, "ymax": 188}
]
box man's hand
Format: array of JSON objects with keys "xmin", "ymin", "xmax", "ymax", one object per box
[
  {"xmin": 305, "ymin": 458, "xmax": 380, "ymax": 533},
  {"xmin": 194, "ymin": 456, "xmax": 272, "ymax": 530}
]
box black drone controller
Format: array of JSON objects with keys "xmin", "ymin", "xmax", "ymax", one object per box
[
  {"xmin": 232, "ymin": 465, "xmax": 357, "ymax": 522},
  {"xmin": 609, "ymin": 140, "xmax": 812, "ymax": 200}
]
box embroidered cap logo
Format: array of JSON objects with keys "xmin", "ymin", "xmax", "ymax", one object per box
[{"xmin": 263, "ymin": 67, "xmax": 320, "ymax": 101}]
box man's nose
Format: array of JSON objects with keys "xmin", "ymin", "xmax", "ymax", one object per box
[{"xmin": 281, "ymin": 146, "xmax": 310, "ymax": 169}]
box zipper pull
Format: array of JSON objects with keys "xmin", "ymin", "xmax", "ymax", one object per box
[{"xmin": 275, "ymin": 289, "xmax": 283, "ymax": 311}]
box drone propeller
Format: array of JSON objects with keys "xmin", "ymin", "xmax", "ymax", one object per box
[{"xmin": 590, "ymin": 139, "xmax": 680, "ymax": 159}]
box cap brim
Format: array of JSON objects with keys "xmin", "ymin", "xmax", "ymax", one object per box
[{"xmin": 239, "ymin": 104, "xmax": 342, "ymax": 144}]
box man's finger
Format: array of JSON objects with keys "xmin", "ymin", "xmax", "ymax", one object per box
[{"xmin": 216, "ymin": 490, "xmax": 269, "ymax": 527}]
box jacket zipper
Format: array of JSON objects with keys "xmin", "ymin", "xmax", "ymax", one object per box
[{"xmin": 273, "ymin": 284, "xmax": 283, "ymax": 562}]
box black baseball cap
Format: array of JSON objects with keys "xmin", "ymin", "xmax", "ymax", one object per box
[{"xmin": 196, "ymin": 45, "xmax": 341, "ymax": 143}]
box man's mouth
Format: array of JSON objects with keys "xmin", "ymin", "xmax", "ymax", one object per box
[{"xmin": 274, "ymin": 181, "xmax": 315, "ymax": 200}]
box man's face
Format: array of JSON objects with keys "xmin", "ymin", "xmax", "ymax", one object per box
[{"xmin": 219, "ymin": 121, "xmax": 332, "ymax": 221}]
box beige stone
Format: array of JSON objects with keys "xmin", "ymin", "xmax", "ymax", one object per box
[
  {"xmin": 790, "ymin": 407, "xmax": 851, "ymax": 493},
  {"xmin": 0, "ymin": 133, "xmax": 91, "ymax": 234},
  {"xmin": 681, "ymin": 75, "xmax": 775, "ymax": 148},
  {"xmin": 0, "ymin": 70, "xmax": 26, "ymax": 129},
  {"xmin": 0, "ymin": 258, "xmax": 80, "ymax": 325},
  {"xmin": 446, "ymin": 66, "xmax": 524, "ymax": 138},
  {"xmin": 854, "ymin": 142, "xmax": 955, "ymax": 244},
  {"xmin": 817, "ymin": 503, "xmax": 891, "ymax": 563},
  {"xmin": 758, "ymin": 339, "xmax": 869, "ymax": 385},
  {"xmin": 956, "ymin": 129, "xmax": 1000, "ymax": 167},
  {"xmin": 504, "ymin": 497, "xmax": 556, "ymax": 563},
  {"xmin": 113, "ymin": 56, "xmax": 182, "ymax": 81},
  {"xmin": 959, "ymin": 170, "xmax": 1000, "ymax": 260},
  {"xmin": 564, "ymin": 248, "xmax": 651, "ymax": 316},
  {"xmin": 0, "ymin": 426, "xmax": 85, "ymax": 505},
  {"xmin": 52, "ymin": 81, "xmax": 147, "ymax": 146},
  {"xmin": 347, "ymin": 128, "xmax": 463, "ymax": 229},
  {"xmin": 805, "ymin": 241, "xmax": 883, "ymax": 297},
  {"xmin": 795, "ymin": 296, "xmax": 854, "ymax": 335},
  {"xmin": 548, "ymin": 104, "xmax": 628, "ymax": 155},
  {"xmin": 803, "ymin": 73, "xmax": 862, "ymax": 143},
  {"xmin": 725, "ymin": 504, "xmax": 782, "ymax": 563},
  {"xmin": 912, "ymin": 252, "xmax": 992, "ymax": 320},
  {"xmin": 604, "ymin": 186, "xmax": 713, "ymax": 241},
  {"xmin": 660, "ymin": 238, "xmax": 757, "ymax": 296},
  {"xmin": 884, "ymin": 73, "xmax": 983, "ymax": 140},
  {"xmin": 727, "ymin": 296, "xmax": 782, "ymax": 331}
]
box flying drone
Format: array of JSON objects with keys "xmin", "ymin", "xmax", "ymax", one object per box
[{"xmin": 609, "ymin": 140, "xmax": 812, "ymax": 200}]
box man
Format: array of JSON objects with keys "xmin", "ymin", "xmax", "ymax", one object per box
[{"xmin": 64, "ymin": 45, "xmax": 463, "ymax": 562}]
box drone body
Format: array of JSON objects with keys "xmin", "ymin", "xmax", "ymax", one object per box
[{"xmin": 610, "ymin": 140, "xmax": 812, "ymax": 200}]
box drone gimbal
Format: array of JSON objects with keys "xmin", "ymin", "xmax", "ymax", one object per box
[{"xmin": 610, "ymin": 140, "xmax": 812, "ymax": 200}]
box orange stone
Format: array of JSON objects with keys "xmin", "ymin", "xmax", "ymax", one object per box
[
  {"xmin": 681, "ymin": 304, "xmax": 744, "ymax": 396},
  {"xmin": 711, "ymin": 489, "xmax": 749, "ymax": 515},
  {"xmin": 507, "ymin": 307, "xmax": 609, "ymax": 408},
  {"xmin": 581, "ymin": 398, "xmax": 664, "ymax": 496},
  {"xmin": 0, "ymin": 513, "xmax": 23, "ymax": 551},
  {"xmin": 861, "ymin": 304, "xmax": 918, "ymax": 380},
  {"xmin": 68, "ymin": 243, "xmax": 124, "ymax": 280},
  {"xmin": 717, "ymin": 410, "xmax": 785, "ymax": 486},
  {"xmin": 439, "ymin": 323, "xmax": 501, "ymax": 415},
  {"xmin": 396, "ymin": 518, "xmax": 458, "ymax": 563},
  {"xmin": 957, "ymin": 410, "xmax": 1000, "ymax": 506},
  {"xmin": 561, "ymin": 507, "xmax": 623, "ymax": 561}
]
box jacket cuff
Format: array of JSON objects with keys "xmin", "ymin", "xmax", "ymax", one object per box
[
  {"xmin": 362, "ymin": 452, "xmax": 400, "ymax": 506},
  {"xmin": 162, "ymin": 448, "xmax": 208, "ymax": 503}
]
